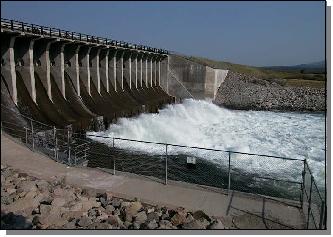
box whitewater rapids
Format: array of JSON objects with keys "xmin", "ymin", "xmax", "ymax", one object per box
[{"xmin": 87, "ymin": 99, "xmax": 325, "ymax": 187}]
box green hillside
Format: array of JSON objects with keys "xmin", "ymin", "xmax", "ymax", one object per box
[{"xmin": 183, "ymin": 55, "xmax": 325, "ymax": 88}]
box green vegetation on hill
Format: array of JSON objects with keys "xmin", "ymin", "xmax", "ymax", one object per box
[{"xmin": 183, "ymin": 55, "xmax": 325, "ymax": 88}]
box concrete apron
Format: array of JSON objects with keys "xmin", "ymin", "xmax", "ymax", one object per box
[{"xmin": 1, "ymin": 134, "xmax": 305, "ymax": 229}]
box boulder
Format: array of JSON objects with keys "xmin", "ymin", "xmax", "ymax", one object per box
[
  {"xmin": 146, "ymin": 207, "xmax": 155, "ymax": 214},
  {"xmin": 134, "ymin": 211, "xmax": 147, "ymax": 224},
  {"xmin": 158, "ymin": 220, "xmax": 176, "ymax": 229},
  {"xmin": 16, "ymin": 181, "xmax": 37, "ymax": 193},
  {"xmin": 39, "ymin": 207, "xmax": 68, "ymax": 228},
  {"xmin": 81, "ymin": 188, "xmax": 97, "ymax": 198},
  {"xmin": 6, "ymin": 188, "xmax": 16, "ymax": 195},
  {"xmin": 39, "ymin": 204, "xmax": 51, "ymax": 216},
  {"xmin": 110, "ymin": 198, "xmax": 122, "ymax": 208},
  {"xmin": 113, "ymin": 208, "xmax": 120, "ymax": 216},
  {"xmin": 208, "ymin": 219, "xmax": 225, "ymax": 229},
  {"xmin": 161, "ymin": 213, "xmax": 170, "ymax": 220},
  {"xmin": 36, "ymin": 180, "xmax": 51, "ymax": 192},
  {"xmin": 146, "ymin": 219, "xmax": 158, "ymax": 229},
  {"xmin": 105, "ymin": 205, "xmax": 115, "ymax": 214},
  {"xmin": 170, "ymin": 213, "xmax": 187, "ymax": 226},
  {"xmin": 100, "ymin": 197, "xmax": 108, "ymax": 207},
  {"xmin": 51, "ymin": 198, "xmax": 66, "ymax": 208},
  {"xmin": 77, "ymin": 216, "xmax": 92, "ymax": 227},
  {"xmin": 124, "ymin": 202, "xmax": 142, "ymax": 221},
  {"xmin": 123, "ymin": 221, "xmax": 132, "ymax": 228},
  {"xmin": 51, "ymin": 176, "xmax": 66, "ymax": 187},
  {"xmin": 182, "ymin": 220, "xmax": 206, "ymax": 229},
  {"xmin": 62, "ymin": 220, "xmax": 77, "ymax": 229},
  {"xmin": 193, "ymin": 210, "xmax": 211, "ymax": 222},
  {"xmin": 121, "ymin": 201, "xmax": 132, "ymax": 208},
  {"xmin": 18, "ymin": 172, "xmax": 28, "ymax": 178},
  {"xmin": 185, "ymin": 213, "xmax": 195, "ymax": 223},
  {"xmin": 88, "ymin": 222, "xmax": 112, "ymax": 229},
  {"xmin": 81, "ymin": 198, "xmax": 101, "ymax": 212},
  {"xmin": 107, "ymin": 215, "xmax": 124, "ymax": 228},
  {"xmin": 147, "ymin": 212, "xmax": 160, "ymax": 222},
  {"xmin": 39, "ymin": 193, "xmax": 53, "ymax": 205},
  {"xmin": 69, "ymin": 202, "xmax": 83, "ymax": 212},
  {"xmin": 95, "ymin": 212, "xmax": 109, "ymax": 223},
  {"xmin": 32, "ymin": 215, "xmax": 41, "ymax": 226},
  {"xmin": 132, "ymin": 221, "xmax": 141, "ymax": 229}
]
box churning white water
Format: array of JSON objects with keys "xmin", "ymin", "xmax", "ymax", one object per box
[{"xmin": 88, "ymin": 99, "xmax": 325, "ymax": 187}]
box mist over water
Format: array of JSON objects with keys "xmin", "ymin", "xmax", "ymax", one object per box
[{"xmin": 88, "ymin": 99, "xmax": 325, "ymax": 187}]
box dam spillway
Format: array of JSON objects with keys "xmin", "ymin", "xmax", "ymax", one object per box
[
  {"xmin": 87, "ymin": 99, "xmax": 325, "ymax": 189},
  {"xmin": 1, "ymin": 18, "xmax": 174, "ymax": 131}
]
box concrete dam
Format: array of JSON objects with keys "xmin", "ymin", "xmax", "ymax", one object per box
[{"xmin": 1, "ymin": 18, "xmax": 228, "ymax": 131}]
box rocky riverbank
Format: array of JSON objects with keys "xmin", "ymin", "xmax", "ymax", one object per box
[
  {"xmin": 1, "ymin": 164, "xmax": 225, "ymax": 230},
  {"xmin": 214, "ymin": 71, "xmax": 325, "ymax": 112}
]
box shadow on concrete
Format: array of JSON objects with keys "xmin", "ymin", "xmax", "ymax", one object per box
[{"xmin": 226, "ymin": 190, "xmax": 298, "ymax": 229}]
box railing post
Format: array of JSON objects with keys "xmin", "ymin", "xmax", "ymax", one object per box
[
  {"xmin": 113, "ymin": 158, "xmax": 116, "ymax": 175},
  {"xmin": 55, "ymin": 137, "xmax": 58, "ymax": 162},
  {"xmin": 53, "ymin": 127, "xmax": 57, "ymax": 160},
  {"xmin": 113, "ymin": 138, "xmax": 116, "ymax": 175},
  {"xmin": 306, "ymin": 175, "xmax": 314, "ymax": 229},
  {"xmin": 10, "ymin": 20, "xmax": 13, "ymax": 30},
  {"xmin": 165, "ymin": 144, "xmax": 168, "ymax": 185},
  {"xmin": 40, "ymin": 26, "xmax": 43, "ymax": 35},
  {"xmin": 53, "ymin": 126, "xmax": 56, "ymax": 140},
  {"xmin": 228, "ymin": 151, "xmax": 231, "ymax": 194},
  {"xmin": 301, "ymin": 159, "xmax": 306, "ymax": 208},
  {"xmin": 25, "ymin": 127, "xmax": 28, "ymax": 144},
  {"xmin": 67, "ymin": 128, "xmax": 71, "ymax": 165},
  {"xmin": 58, "ymin": 29, "xmax": 61, "ymax": 37},
  {"xmin": 1, "ymin": 121, "xmax": 2, "ymax": 135},
  {"xmin": 49, "ymin": 28, "xmax": 52, "ymax": 37},
  {"xmin": 31, "ymin": 120, "xmax": 34, "ymax": 151},
  {"xmin": 319, "ymin": 201, "xmax": 325, "ymax": 229},
  {"xmin": 21, "ymin": 22, "xmax": 24, "ymax": 32}
]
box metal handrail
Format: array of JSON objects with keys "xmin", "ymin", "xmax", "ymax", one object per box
[
  {"xmin": 1, "ymin": 18, "xmax": 169, "ymax": 55},
  {"xmin": 85, "ymin": 134, "xmax": 304, "ymax": 161}
]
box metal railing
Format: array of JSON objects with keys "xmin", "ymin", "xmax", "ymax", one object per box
[
  {"xmin": 1, "ymin": 104, "xmax": 90, "ymax": 167},
  {"xmin": 1, "ymin": 18, "xmax": 169, "ymax": 55},
  {"xmin": 302, "ymin": 160, "xmax": 326, "ymax": 229},
  {"xmin": 84, "ymin": 134, "xmax": 326, "ymax": 230},
  {"xmin": 0, "ymin": 104, "xmax": 326, "ymax": 229}
]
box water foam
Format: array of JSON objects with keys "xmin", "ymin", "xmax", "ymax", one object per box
[{"xmin": 88, "ymin": 99, "xmax": 325, "ymax": 186}]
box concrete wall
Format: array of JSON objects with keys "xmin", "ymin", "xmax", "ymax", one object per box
[
  {"xmin": 205, "ymin": 66, "xmax": 228, "ymax": 99},
  {"xmin": 168, "ymin": 54, "xmax": 228, "ymax": 100}
]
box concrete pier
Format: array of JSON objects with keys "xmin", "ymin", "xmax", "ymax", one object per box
[{"xmin": 1, "ymin": 19, "xmax": 172, "ymax": 130}]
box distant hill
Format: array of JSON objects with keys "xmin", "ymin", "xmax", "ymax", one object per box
[{"xmin": 263, "ymin": 60, "xmax": 325, "ymax": 74}]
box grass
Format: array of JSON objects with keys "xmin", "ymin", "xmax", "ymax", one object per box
[{"xmin": 182, "ymin": 55, "xmax": 326, "ymax": 88}]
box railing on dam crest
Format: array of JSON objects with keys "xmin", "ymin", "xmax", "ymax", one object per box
[{"xmin": 1, "ymin": 18, "xmax": 168, "ymax": 55}]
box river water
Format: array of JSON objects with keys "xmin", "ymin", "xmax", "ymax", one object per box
[{"xmin": 87, "ymin": 99, "xmax": 326, "ymax": 192}]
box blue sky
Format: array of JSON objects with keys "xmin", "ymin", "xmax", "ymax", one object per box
[{"xmin": 1, "ymin": 1, "xmax": 325, "ymax": 66}]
